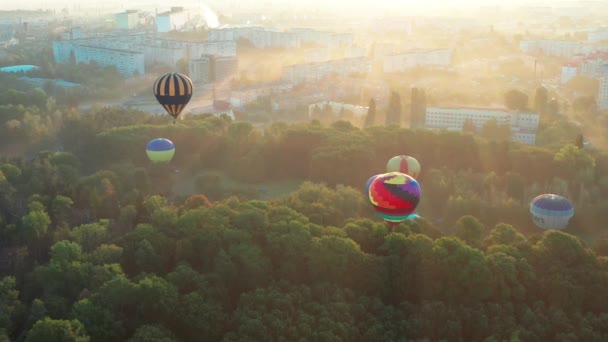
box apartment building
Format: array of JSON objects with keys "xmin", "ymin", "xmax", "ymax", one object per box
[
  {"xmin": 425, "ymin": 107, "xmax": 540, "ymax": 144},
  {"xmin": 53, "ymin": 32, "xmax": 236, "ymax": 77},
  {"xmin": 189, "ymin": 54, "xmax": 238, "ymax": 84}
]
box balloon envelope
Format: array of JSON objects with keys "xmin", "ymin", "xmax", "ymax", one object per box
[
  {"xmin": 530, "ymin": 194, "xmax": 574, "ymax": 230},
  {"xmin": 146, "ymin": 138, "xmax": 175, "ymax": 163},
  {"xmin": 387, "ymin": 155, "xmax": 420, "ymax": 179},
  {"xmin": 365, "ymin": 175, "xmax": 379, "ymax": 195},
  {"xmin": 369, "ymin": 172, "xmax": 421, "ymax": 224},
  {"xmin": 153, "ymin": 72, "xmax": 194, "ymax": 122}
]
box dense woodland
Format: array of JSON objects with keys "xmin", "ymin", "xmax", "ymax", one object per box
[{"xmin": 1, "ymin": 68, "xmax": 608, "ymax": 341}]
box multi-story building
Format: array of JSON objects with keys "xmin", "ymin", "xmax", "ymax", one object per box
[
  {"xmin": 53, "ymin": 32, "xmax": 236, "ymax": 77},
  {"xmin": 189, "ymin": 54, "xmax": 238, "ymax": 84},
  {"xmin": 425, "ymin": 107, "xmax": 540, "ymax": 144},
  {"xmin": 208, "ymin": 26, "xmax": 353, "ymax": 49},
  {"xmin": 588, "ymin": 27, "xmax": 608, "ymax": 42},
  {"xmin": 383, "ymin": 49, "xmax": 452, "ymax": 72},
  {"xmin": 560, "ymin": 51, "xmax": 608, "ymax": 83},
  {"xmin": 189, "ymin": 56, "xmax": 212, "ymax": 84},
  {"xmin": 282, "ymin": 57, "xmax": 371, "ymax": 85},
  {"xmin": 115, "ymin": 10, "xmax": 139, "ymax": 30},
  {"xmin": 561, "ymin": 62, "xmax": 579, "ymax": 84},
  {"xmin": 156, "ymin": 7, "xmax": 190, "ymax": 33},
  {"xmin": 208, "ymin": 26, "xmax": 300, "ymax": 48},
  {"xmin": 76, "ymin": 45, "xmax": 145, "ymax": 77},
  {"xmin": 519, "ymin": 39, "xmax": 600, "ymax": 58},
  {"xmin": 597, "ymin": 65, "xmax": 608, "ymax": 110},
  {"xmin": 230, "ymin": 81, "xmax": 293, "ymax": 108}
]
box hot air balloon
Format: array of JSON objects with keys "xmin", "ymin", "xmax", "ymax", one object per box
[
  {"xmin": 387, "ymin": 155, "xmax": 421, "ymax": 179},
  {"xmin": 146, "ymin": 138, "xmax": 175, "ymax": 163},
  {"xmin": 365, "ymin": 174, "xmax": 379, "ymax": 195},
  {"xmin": 369, "ymin": 172, "xmax": 421, "ymax": 226},
  {"xmin": 153, "ymin": 72, "xmax": 194, "ymax": 124},
  {"xmin": 530, "ymin": 194, "xmax": 574, "ymax": 230}
]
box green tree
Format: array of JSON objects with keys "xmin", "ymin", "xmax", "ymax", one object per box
[
  {"xmin": 504, "ymin": 89, "xmax": 528, "ymax": 111},
  {"xmin": 454, "ymin": 215, "xmax": 486, "ymax": 249},
  {"xmin": 386, "ymin": 91, "xmax": 402, "ymax": 126},
  {"xmin": 127, "ymin": 325, "xmax": 176, "ymax": 342},
  {"xmin": 25, "ymin": 318, "xmax": 90, "ymax": 342},
  {"xmin": 534, "ymin": 86, "xmax": 548, "ymax": 116},
  {"xmin": 0, "ymin": 277, "xmax": 21, "ymax": 336}
]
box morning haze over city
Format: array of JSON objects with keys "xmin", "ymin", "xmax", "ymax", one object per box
[{"xmin": 1, "ymin": 1, "xmax": 608, "ymax": 341}]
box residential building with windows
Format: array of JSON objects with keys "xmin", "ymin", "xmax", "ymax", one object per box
[
  {"xmin": 282, "ymin": 57, "xmax": 371, "ymax": 85},
  {"xmin": 189, "ymin": 54, "xmax": 238, "ymax": 84},
  {"xmin": 425, "ymin": 107, "xmax": 540, "ymax": 144},
  {"xmin": 116, "ymin": 10, "xmax": 139, "ymax": 30},
  {"xmin": 597, "ymin": 65, "xmax": 608, "ymax": 110},
  {"xmin": 156, "ymin": 7, "xmax": 190, "ymax": 33},
  {"xmin": 519, "ymin": 39, "xmax": 603, "ymax": 58},
  {"xmin": 53, "ymin": 32, "xmax": 236, "ymax": 77}
]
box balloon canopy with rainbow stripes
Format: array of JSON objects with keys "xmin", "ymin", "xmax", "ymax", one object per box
[{"xmin": 368, "ymin": 172, "xmax": 421, "ymax": 224}]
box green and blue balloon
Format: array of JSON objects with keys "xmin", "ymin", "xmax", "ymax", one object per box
[{"xmin": 146, "ymin": 138, "xmax": 175, "ymax": 163}]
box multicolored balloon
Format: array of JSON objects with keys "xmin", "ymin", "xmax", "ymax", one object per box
[
  {"xmin": 369, "ymin": 172, "xmax": 421, "ymax": 225},
  {"xmin": 146, "ymin": 138, "xmax": 175, "ymax": 163},
  {"xmin": 530, "ymin": 194, "xmax": 574, "ymax": 230},
  {"xmin": 153, "ymin": 72, "xmax": 194, "ymax": 124},
  {"xmin": 387, "ymin": 155, "xmax": 421, "ymax": 179},
  {"xmin": 365, "ymin": 175, "xmax": 379, "ymax": 196}
]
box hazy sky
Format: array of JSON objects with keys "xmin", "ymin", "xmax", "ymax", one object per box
[{"xmin": 0, "ymin": 0, "xmax": 552, "ymax": 12}]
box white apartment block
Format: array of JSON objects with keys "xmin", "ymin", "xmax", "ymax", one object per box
[
  {"xmin": 208, "ymin": 26, "xmax": 300, "ymax": 48},
  {"xmin": 425, "ymin": 107, "xmax": 540, "ymax": 145},
  {"xmin": 308, "ymin": 101, "xmax": 369, "ymax": 119},
  {"xmin": 561, "ymin": 63, "xmax": 578, "ymax": 84},
  {"xmin": 383, "ymin": 49, "xmax": 452, "ymax": 72},
  {"xmin": 74, "ymin": 45, "xmax": 145, "ymax": 76},
  {"xmin": 560, "ymin": 52, "xmax": 608, "ymax": 83},
  {"xmin": 115, "ymin": 11, "xmax": 139, "ymax": 30},
  {"xmin": 156, "ymin": 9, "xmax": 190, "ymax": 33},
  {"xmin": 588, "ymin": 27, "xmax": 608, "ymax": 43},
  {"xmin": 282, "ymin": 57, "xmax": 371, "ymax": 85},
  {"xmin": 208, "ymin": 26, "xmax": 353, "ymax": 49},
  {"xmin": 597, "ymin": 65, "xmax": 608, "ymax": 110},
  {"xmin": 53, "ymin": 33, "xmax": 236, "ymax": 77},
  {"xmin": 519, "ymin": 39, "xmax": 598, "ymax": 58}
]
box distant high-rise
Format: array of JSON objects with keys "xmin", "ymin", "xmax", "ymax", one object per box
[
  {"xmin": 597, "ymin": 65, "xmax": 608, "ymax": 110},
  {"xmin": 189, "ymin": 54, "xmax": 237, "ymax": 84},
  {"xmin": 156, "ymin": 7, "xmax": 189, "ymax": 33},
  {"xmin": 115, "ymin": 10, "xmax": 139, "ymax": 30}
]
